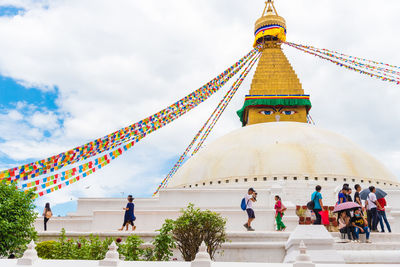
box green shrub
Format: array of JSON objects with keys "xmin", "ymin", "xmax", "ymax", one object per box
[
  {"xmin": 40, "ymin": 229, "xmax": 113, "ymax": 260},
  {"xmin": 117, "ymin": 235, "xmax": 144, "ymax": 261},
  {"xmin": 162, "ymin": 204, "xmax": 227, "ymax": 261},
  {"xmin": 36, "ymin": 240, "xmax": 57, "ymax": 259},
  {"xmin": 0, "ymin": 181, "xmax": 37, "ymax": 258},
  {"xmin": 152, "ymin": 220, "xmax": 176, "ymax": 261}
]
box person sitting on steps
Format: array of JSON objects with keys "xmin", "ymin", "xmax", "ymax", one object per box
[{"xmin": 351, "ymin": 209, "xmax": 371, "ymax": 243}]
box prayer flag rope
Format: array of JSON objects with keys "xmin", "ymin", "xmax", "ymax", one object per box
[
  {"xmin": 284, "ymin": 42, "xmax": 400, "ymax": 85},
  {"xmin": 153, "ymin": 51, "xmax": 262, "ymax": 195},
  {"xmin": 19, "ymin": 47, "xmax": 260, "ymax": 197},
  {"xmin": 1, "ymin": 48, "xmax": 259, "ymax": 184},
  {"xmin": 287, "ymin": 42, "xmax": 400, "ymax": 72},
  {"xmin": 22, "ymin": 91, "xmax": 204, "ymax": 193},
  {"xmin": 287, "ymin": 42, "xmax": 400, "ymax": 80}
]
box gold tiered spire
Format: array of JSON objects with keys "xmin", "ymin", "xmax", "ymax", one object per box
[
  {"xmin": 250, "ymin": 49, "xmax": 303, "ymax": 96},
  {"xmin": 237, "ymin": 0, "xmax": 311, "ymax": 126}
]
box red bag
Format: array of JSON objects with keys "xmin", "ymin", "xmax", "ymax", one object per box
[{"xmin": 319, "ymin": 210, "xmax": 330, "ymax": 225}]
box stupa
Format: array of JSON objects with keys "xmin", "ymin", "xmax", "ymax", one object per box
[
  {"xmin": 167, "ymin": 0, "xmax": 399, "ymax": 198},
  {"xmin": 35, "ymin": 1, "xmax": 400, "ymax": 264}
]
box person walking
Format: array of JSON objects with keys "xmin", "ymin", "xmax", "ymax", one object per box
[
  {"xmin": 43, "ymin": 203, "xmax": 52, "ymax": 231},
  {"xmin": 118, "ymin": 195, "xmax": 136, "ymax": 231},
  {"xmin": 274, "ymin": 195, "xmax": 286, "ymax": 231},
  {"xmin": 311, "ymin": 185, "xmax": 323, "ymax": 225},
  {"xmin": 243, "ymin": 188, "xmax": 257, "ymax": 231},
  {"xmin": 366, "ymin": 186, "xmax": 381, "ymax": 232},
  {"xmin": 377, "ymin": 197, "xmax": 391, "ymax": 233}
]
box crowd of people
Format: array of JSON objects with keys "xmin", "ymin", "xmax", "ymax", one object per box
[
  {"xmin": 241, "ymin": 184, "xmax": 392, "ymax": 239},
  {"xmin": 311, "ymin": 184, "xmax": 391, "ymax": 243}
]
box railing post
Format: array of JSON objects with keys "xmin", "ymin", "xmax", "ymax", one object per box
[
  {"xmin": 17, "ymin": 240, "xmax": 38, "ymax": 265},
  {"xmin": 191, "ymin": 241, "xmax": 212, "ymax": 267}
]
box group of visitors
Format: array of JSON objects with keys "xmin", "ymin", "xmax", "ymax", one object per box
[
  {"xmin": 310, "ymin": 184, "xmax": 391, "ymax": 243},
  {"xmin": 242, "ymin": 188, "xmax": 287, "ymax": 231}
]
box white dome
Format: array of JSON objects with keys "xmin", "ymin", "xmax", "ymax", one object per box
[{"xmin": 168, "ymin": 122, "xmax": 398, "ymax": 188}]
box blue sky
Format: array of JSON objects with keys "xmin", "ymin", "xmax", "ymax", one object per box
[
  {"xmin": 0, "ymin": 76, "xmax": 58, "ymax": 110},
  {"xmin": 0, "ymin": 0, "xmax": 400, "ymax": 216},
  {"xmin": 0, "ymin": 5, "xmax": 24, "ymax": 16}
]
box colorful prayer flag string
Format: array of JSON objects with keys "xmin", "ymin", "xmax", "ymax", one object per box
[
  {"xmin": 16, "ymin": 47, "xmax": 260, "ymax": 197},
  {"xmin": 153, "ymin": 51, "xmax": 262, "ymax": 195},
  {"xmin": 283, "ymin": 42, "xmax": 400, "ymax": 85},
  {"xmin": 1, "ymin": 47, "xmax": 259, "ymax": 186}
]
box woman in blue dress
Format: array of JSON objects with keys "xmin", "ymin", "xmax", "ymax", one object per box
[{"xmin": 118, "ymin": 195, "xmax": 136, "ymax": 231}]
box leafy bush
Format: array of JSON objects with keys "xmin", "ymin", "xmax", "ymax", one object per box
[
  {"xmin": 33, "ymin": 207, "xmax": 225, "ymax": 263},
  {"xmin": 36, "ymin": 240, "xmax": 57, "ymax": 259},
  {"xmin": 152, "ymin": 220, "xmax": 176, "ymax": 261},
  {"xmin": 0, "ymin": 181, "xmax": 37, "ymax": 258},
  {"xmin": 37, "ymin": 229, "xmax": 113, "ymax": 260},
  {"xmin": 167, "ymin": 204, "xmax": 227, "ymax": 261},
  {"xmin": 117, "ymin": 235, "xmax": 143, "ymax": 261},
  {"xmin": 36, "ymin": 229, "xmax": 145, "ymax": 261}
]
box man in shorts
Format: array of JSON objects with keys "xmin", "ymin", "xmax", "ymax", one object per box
[{"xmin": 243, "ymin": 188, "xmax": 257, "ymax": 231}]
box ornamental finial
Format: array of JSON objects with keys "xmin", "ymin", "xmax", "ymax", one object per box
[{"xmin": 262, "ymin": 0, "xmax": 278, "ymax": 17}]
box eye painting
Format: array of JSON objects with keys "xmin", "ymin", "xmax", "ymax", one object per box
[
  {"xmin": 259, "ymin": 110, "xmax": 274, "ymax": 115},
  {"xmin": 281, "ymin": 110, "xmax": 296, "ymax": 115}
]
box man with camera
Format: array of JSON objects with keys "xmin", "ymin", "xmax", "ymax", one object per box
[{"xmin": 243, "ymin": 188, "xmax": 257, "ymax": 231}]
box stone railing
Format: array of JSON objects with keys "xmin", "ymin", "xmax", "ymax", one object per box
[{"xmin": 0, "ymin": 239, "xmax": 316, "ymax": 267}]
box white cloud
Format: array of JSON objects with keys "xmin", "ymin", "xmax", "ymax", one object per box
[{"xmin": 0, "ymin": 0, "xmax": 399, "ymax": 208}]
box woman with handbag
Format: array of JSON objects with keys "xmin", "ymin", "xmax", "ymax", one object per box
[
  {"xmin": 43, "ymin": 202, "xmax": 52, "ymax": 231},
  {"xmin": 274, "ymin": 195, "xmax": 286, "ymax": 231}
]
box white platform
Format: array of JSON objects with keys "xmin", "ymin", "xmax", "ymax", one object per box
[{"xmin": 33, "ymin": 185, "xmax": 400, "ymax": 264}]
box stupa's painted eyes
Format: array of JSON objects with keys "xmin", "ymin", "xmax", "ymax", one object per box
[
  {"xmin": 282, "ymin": 110, "xmax": 296, "ymax": 115},
  {"xmin": 260, "ymin": 110, "xmax": 274, "ymax": 115}
]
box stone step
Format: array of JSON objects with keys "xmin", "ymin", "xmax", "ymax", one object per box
[
  {"xmin": 226, "ymin": 232, "xmax": 290, "ymax": 242},
  {"xmin": 339, "ymin": 250, "xmax": 400, "ymax": 264},
  {"xmin": 334, "ymin": 242, "xmax": 400, "ymax": 250},
  {"xmin": 331, "ymin": 232, "xmax": 400, "ymax": 242}
]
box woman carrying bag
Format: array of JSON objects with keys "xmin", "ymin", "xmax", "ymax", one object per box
[
  {"xmin": 274, "ymin": 195, "xmax": 286, "ymax": 231},
  {"xmin": 43, "ymin": 202, "xmax": 52, "ymax": 231}
]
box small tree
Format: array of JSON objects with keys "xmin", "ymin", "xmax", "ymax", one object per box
[
  {"xmin": 152, "ymin": 219, "xmax": 176, "ymax": 261},
  {"xmin": 0, "ymin": 181, "xmax": 37, "ymax": 257},
  {"xmin": 171, "ymin": 204, "xmax": 226, "ymax": 261}
]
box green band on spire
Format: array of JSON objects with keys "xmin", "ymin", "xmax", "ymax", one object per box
[{"xmin": 237, "ymin": 98, "xmax": 312, "ymax": 124}]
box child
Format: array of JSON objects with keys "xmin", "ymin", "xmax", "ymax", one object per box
[
  {"xmin": 338, "ymin": 211, "xmax": 354, "ymax": 242},
  {"xmin": 274, "ymin": 195, "xmax": 286, "ymax": 231},
  {"xmin": 119, "ymin": 195, "xmax": 136, "ymax": 231},
  {"xmin": 351, "ymin": 209, "xmax": 371, "ymax": 243}
]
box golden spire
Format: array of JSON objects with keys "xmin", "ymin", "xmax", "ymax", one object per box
[{"xmin": 237, "ymin": 1, "xmax": 311, "ymax": 126}]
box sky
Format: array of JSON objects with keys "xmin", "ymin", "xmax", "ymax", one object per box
[{"xmin": 0, "ymin": 0, "xmax": 399, "ymax": 216}]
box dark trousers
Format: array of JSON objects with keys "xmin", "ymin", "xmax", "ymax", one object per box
[
  {"xmin": 122, "ymin": 219, "xmax": 134, "ymax": 227},
  {"xmin": 378, "ymin": 210, "xmax": 391, "ymax": 232},
  {"xmin": 340, "ymin": 226, "xmax": 356, "ymax": 240},
  {"xmin": 313, "ymin": 209, "xmax": 322, "ymax": 225},
  {"xmin": 368, "ymin": 208, "xmax": 378, "ymax": 231},
  {"xmin": 44, "ymin": 217, "xmax": 49, "ymax": 231}
]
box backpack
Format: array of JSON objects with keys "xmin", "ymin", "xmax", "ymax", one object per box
[
  {"xmin": 240, "ymin": 198, "xmax": 248, "ymax": 211},
  {"xmin": 307, "ymin": 192, "xmax": 318, "ymax": 210}
]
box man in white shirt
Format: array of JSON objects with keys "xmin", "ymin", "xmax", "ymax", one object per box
[
  {"xmin": 243, "ymin": 188, "xmax": 257, "ymax": 231},
  {"xmin": 366, "ymin": 186, "xmax": 381, "ymax": 231}
]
